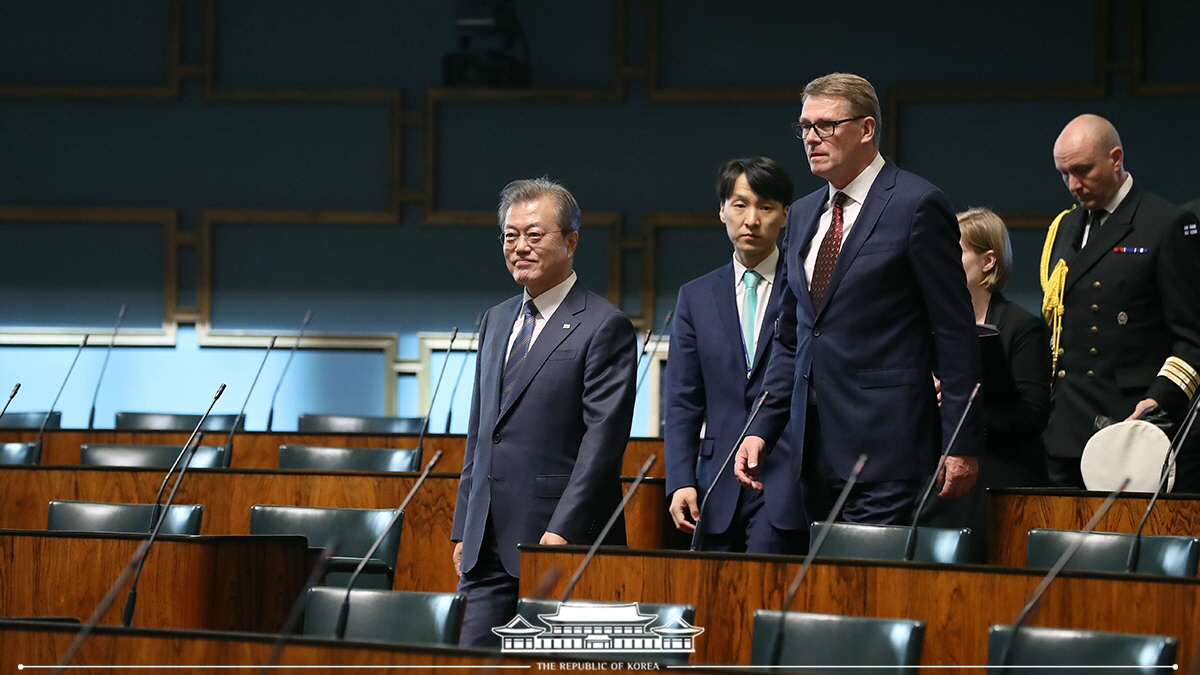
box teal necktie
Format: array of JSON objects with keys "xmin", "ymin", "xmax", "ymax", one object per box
[{"xmin": 743, "ymin": 269, "xmax": 763, "ymax": 366}]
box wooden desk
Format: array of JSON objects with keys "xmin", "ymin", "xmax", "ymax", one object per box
[
  {"xmin": 0, "ymin": 531, "xmax": 308, "ymax": 631},
  {"xmin": 520, "ymin": 545, "xmax": 1200, "ymax": 669},
  {"xmin": 988, "ymin": 488, "xmax": 1200, "ymax": 567},
  {"xmin": 0, "ymin": 465, "xmax": 674, "ymax": 594},
  {"xmin": 0, "ymin": 429, "xmax": 666, "ymax": 477},
  {"xmin": 0, "ymin": 620, "xmax": 732, "ymax": 673}
]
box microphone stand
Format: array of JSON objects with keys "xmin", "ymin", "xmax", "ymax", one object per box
[
  {"xmin": 225, "ymin": 336, "xmax": 277, "ymax": 455},
  {"xmin": 768, "ymin": 453, "xmax": 868, "ymax": 669},
  {"xmin": 1126, "ymin": 393, "xmax": 1200, "ymax": 572},
  {"xmin": 413, "ymin": 327, "xmax": 456, "ymax": 457},
  {"xmin": 35, "ymin": 335, "xmax": 89, "ymax": 462},
  {"xmin": 148, "ymin": 432, "xmax": 204, "ymax": 530},
  {"xmin": 903, "ymin": 382, "xmax": 980, "ymax": 561},
  {"xmin": 122, "ymin": 384, "xmax": 226, "ymax": 627},
  {"xmin": 333, "ymin": 451, "xmax": 444, "ymax": 639},
  {"xmin": 561, "ymin": 454, "xmax": 657, "ymax": 602},
  {"xmin": 998, "ymin": 477, "xmax": 1130, "ymax": 673},
  {"xmin": 259, "ymin": 542, "xmax": 337, "ymax": 675},
  {"xmin": 445, "ymin": 314, "xmax": 482, "ymax": 433},
  {"xmin": 690, "ymin": 391, "xmax": 768, "ymax": 551},
  {"xmin": 88, "ymin": 304, "xmax": 126, "ymax": 429},
  {"xmin": 0, "ymin": 383, "xmax": 19, "ymax": 421},
  {"xmin": 52, "ymin": 384, "xmax": 226, "ymax": 674},
  {"xmin": 635, "ymin": 312, "xmax": 673, "ymax": 398},
  {"xmin": 266, "ymin": 310, "xmax": 312, "ymax": 432},
  {"xmin": 631, "ymin": 328, "xmax": 654, "ymax": 397}
]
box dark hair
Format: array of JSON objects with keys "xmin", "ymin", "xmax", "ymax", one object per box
[
  {"xmin": 716, "ymin": 157, "xmax": 794, "ymax": 206},
  {"xmin": 497, "ymin": 176, "xmax": 581, "ymax": 234}
]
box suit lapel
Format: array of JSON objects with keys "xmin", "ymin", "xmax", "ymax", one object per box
[
  {"xmin": 749, "ymin": 269, "xmax": 784, "ymax": 380},
  {"xmin": 792, "ymin": 198, "xmax": 823, "ymax": 314},
  {"xmin": 485, "ymin": 297, "xmax": 523, "ymax": 414},
  {"xmin": 497, "ymin": 283, "xmax": 585, "ymax": 421},
  {"xmin": 1064, "ymin": 187, "xmax": 1140, "ymax": 293},
  {"xmin": 1051, "ymin": 206, "xmax": 1082, "ymax": 268},
  {"xmin": 710, "ymin": 264, "xmax": 745, "ymax": 368},
  {"xmin": 815, "ymin": 163, "xmax": 895, "ymax": 318}
]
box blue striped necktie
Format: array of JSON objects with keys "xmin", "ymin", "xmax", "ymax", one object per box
[{"xmin": 502, "ymin": 299, "xmax": 537, "ymax": 406}]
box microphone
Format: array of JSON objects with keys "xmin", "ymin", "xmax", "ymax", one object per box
[
  {"xmin": 122, "ymin": 383, "xmax": 226, "ymax": 627},
  {"xmin": 88, "ymin": 304, "xmax": 126, "ymax": 429},
  {"xmin": 259, "ymin": 542, "xmax": 337, "ymax": 675},
  {"xmin": 413, "ymin": 327, "xmax": 457, "ymax": 456},
  {"xmin": 561, "ymin": 453, "xmax": 657, "ymax": 602},
  {"xmin": 35, "ymin": 335, "xmax": 89, "ymax": 462},
  {"xmin": 691, "ymin": 391, "xmax": 769, "ymax": 551},
  {"xmin": 225, "ymin": 336, "xmax": 277, "ymax": 454},
  {"xmin": 632, "ymin": 328, "xmax": 654, "ymax": 396},
  {"xmin": 902, "ymin": 382, "xmax": 981, "ymax": 561},
  {"xmin": 52, "ymin": 384, "xmax": 227, "ymax": 674},
  {"xmin": 635, "ymin": 312, "xmax": 673, "ymax": 397},
  {"xmin": 0, "ymin": 383, "xmax": 19, "ymax": 422},
  {"xmin": 266, "ymin": 310, "xmax": 312, "ymax": 432},
  {"xmin": 768, "ymin": 453, "xmax": 868, "ymax": 669},
  {"xmin": 1126, "ymin": 394, "xmax": 1200, "ymax": 572},
  {"xmin": 445, "ymin": 314, "xmax": 482, "ymax": 433},
  {"xmin": 998, "ymin": 477, "xmax": 1130, "ymax": 672},
  {"xmin": 148, "ymin": 432, "xmax": 204, "ymax": 531},
  {"xmin": 333, "ymin": 450, "xmax": 444, "ymax": 639}
]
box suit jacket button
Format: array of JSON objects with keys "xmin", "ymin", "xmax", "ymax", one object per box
[
  {"xmin": 1057, "ymin": 369, "xmax": 1067, "ymax": 379},
  {"xmin": 1093, "ymin": 281, "xmax": 1102, "ymax": 290},
  {"xmin": 813, "ymin": 329, "xmax": 821, "ymax": 337},
  {"xmin": 1056, "ymin": 347, "xmax": 1065, "ymax": 356},
  {"xmin": 1086, "ymin": 370, "xmax": 1095, "ymax": 378},
  {"xmin": 1089, "ymin": 347, "xmax": 1098, "ymax": 356},
  {"xmin": 492, "ymin": 433, "xmax": 501, "ymax": 444},
  {"xmin": 1090, "ymin": 326, "xmax": 1099, "ymax": 335},
  {"xmin": 1090, "ymin": 304, "xmax": 1099, "ymax": 312}
]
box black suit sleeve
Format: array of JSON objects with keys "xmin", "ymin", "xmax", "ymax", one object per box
[
  {"xmin": 986, "ymin": 310, "xmax": 1052, "ymax": 444},
  {"xmin": 1146, "ymin": 209, "xmax": 1200, "ymax": 420}
]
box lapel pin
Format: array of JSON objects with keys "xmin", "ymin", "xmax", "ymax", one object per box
[{"xmin": 563, "ymin": 323, "xmax": 571, "ymax": 329}]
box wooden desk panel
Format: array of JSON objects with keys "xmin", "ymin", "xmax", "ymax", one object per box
[
  {"xmin": 988, "ymin": 488, "xmax": 1200, "ymax": 567},
  {"xmin": 0, "ymin": 429, "xmax": 666, "ymax": 477},
  {"xmin": 520, "ymin": 546, "xmax": 1200, "ymax": 669},
  {"xmin": 0, "ymin": 466, "xmax": 673, "ymax": 594},
  {"xmin": 0, "ymin": 532, "xmax": 308, "ymax": 631}
]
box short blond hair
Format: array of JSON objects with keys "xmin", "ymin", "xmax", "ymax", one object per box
[
  {"xmin": 801, "ymin": 73, "xmax": 882, "ymax": 148},
  {"xmin": 957, "ymin": 207, "xmax": 1012, "ymax": 292}
]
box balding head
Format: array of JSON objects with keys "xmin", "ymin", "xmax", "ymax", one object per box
[{"xmin": 1053, "ymin": 114, "xmax": 1127, "ymax": 210}]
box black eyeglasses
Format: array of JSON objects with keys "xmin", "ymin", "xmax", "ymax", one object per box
[
  {"xmin": 792, "ymin": 116, "xmax": 867, "ymax": 139},
  {"xmin": 500, "ymin": 229, "xmax": 562, "ymax": 248}
]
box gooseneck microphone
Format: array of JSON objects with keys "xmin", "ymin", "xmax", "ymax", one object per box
[
  {"xmin": 88, "ymin": 304, "xmax": 126, "ymax": 429},
  {"xmin": 122, "ymin": 384, "xmax": 227, "ymax": 628},
  {"xmin": 998, "ymin": 477, "xmax": 1130, "ymax": 673},
  {"xmin": 632, "ymin": 328, "xmax": 654, "ymax": 396},
  {"xmin": 266, "ymin": 310, "xmax": 312, "ymax": 432},
  {"xmin": 35, "ymin": 335, "xmax": 89, "ymax": 461},
  {"xmin": 1126, "ymin": 394, "xmax": 1200, "ymax": 572},
  {"xmin": 635, "ymin": 312, "xmax": 673, "ymax": 397},
  {"xmin": 226, "ymin": 336, "xmax": 277, "ymax": 454},
  {"xmin": 52, "ymin": 384, "xmax": 226, "ymax": 674},
  {"xmin": 413, "ymin": 327, "xmax": 457, "ymax": 456},
  {"xmin": 768, "ymin": 453, "xmax": 868, "ymax": 669},
  {"xmin": 148, "ymin": 432, "xmax": 204, "ymax": 531},
  {"xmin": 691, "ymin": 391, "xmax": 769, "ymax": 551},
  {"xmin": 561, "ymin": 454, "xmax": 657, "ymax": 602},
  {"xmin": 445, "ymin": 314, "xmax": 482, "ymax": 433},
  {"xmin": 902, "ymin": 382, "xmax": 980, "ymax": 561},
  {"xmin": 333, "ymin": 450, "xmax": 444, "ymax": 639},
  {"xmin": 0, "ymin": 383, "xmax": 19, "ymax": 422}
]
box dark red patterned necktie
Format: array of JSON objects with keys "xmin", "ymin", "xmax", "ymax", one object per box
[{"xmin": 810, "ymin": 191, "xmax": 847, "ymax": 306}]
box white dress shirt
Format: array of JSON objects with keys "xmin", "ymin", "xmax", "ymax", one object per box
[
  {"xmin": 506, "ymin": 272, "xmax": 577, "ymax": 363},
  {"xmin": 733, "ymin": 247, "xmax": 780, "ymax": 364},
  {"xmin": 1081, "ymin": 174, "xmax": 1134, "ymax": 248},
  {"xmin": 803, "ymin": 152, "xmax": 886, "ymax": 287}
]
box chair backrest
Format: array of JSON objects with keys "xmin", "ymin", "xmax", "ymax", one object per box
[
  {"xmin": 47, "ymin": 500, "xmax": 203, "ymax": 535},
  {"xmin": 514, "ymin": 598, "xmax": 697, "ymax": 665},
  {"xmin": 751, "ymin": 610, "xmax": 924, "ymax": 675},
  {"xmin": 810, "ymin": 522, "xmax": 972, "ymax": 564},
  {"xmin": 1025, "ymin": 529, "xmax": 1200, "ymax": 578},
  {"xmin": 303, "ymin": 587, "xmax": 465, "ymax": 645},
  {"xmin": 249, "ymin": 504, "xmax": 403, "ymax": 569},
  {"xmin": 987, "ymin": 624, "xmax": 1177, "ymax": 674},
  {"xmin": 297, "ymin": 414, "xmax": 424, "ymax": 435},
  {"xmin": 0, "ymin": 412, "xmax": 60, "ymax": 429},
  {"xmin": 80, "ymin": 443, "xmax": 230, "ymax": 469},
  {"xmin": 114, "ymin": 412, "xmax": 245, "ymax": 432},
  {"xmin": 278, "ymin": 445, "xmax": 420, "ymax": 472},
  {"xmin": 0, "ymin": 442, "xmax": 39, "ymax": 465}
]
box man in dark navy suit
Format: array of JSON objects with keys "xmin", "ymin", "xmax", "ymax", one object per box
[
  {"xmin": 664, "ymin": 157, "xmax": 806, "ymax": 553},
  {"xmin": 451, "ymin": 178, "xmax": 638, "ymax": 647},
  {"xmin": 735, "ymin": 73, "xmax": 982, "ymax": 524}
]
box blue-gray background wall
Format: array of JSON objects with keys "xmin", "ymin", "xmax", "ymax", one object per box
[{"xmin": 1, "ymin": 0, "xmax": 1196, "ymax": 431}]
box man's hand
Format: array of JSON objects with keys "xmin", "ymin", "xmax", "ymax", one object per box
[
  {"xmin": 540, "ymin": 531, "xmax": 569, "ymax": 545},
  {"xmin": 936, "ymin": 455, "xmax": 978, "ymax": 498},
  {"xmin": 932, "ymin": 375, "xmax": 942, "ymax": 407},
  {"xmin": 668, "ymin": 487, "xmax": 700, "ymax": 533},
  {"xmin": 734, "ymin": 436, "xmax": 766, "ymax": 490},
  {"xmin": 452, "ymin": 542, "xmax": 463, "ymax": 577},
  {"xmin": 1125, "ymin": 398, "xmax": 1159, "ymax": 421}
]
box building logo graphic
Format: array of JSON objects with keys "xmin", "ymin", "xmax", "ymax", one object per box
[{"xmin": 493, "ymin": 601, "xmax": 704, "ymax": 654}]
